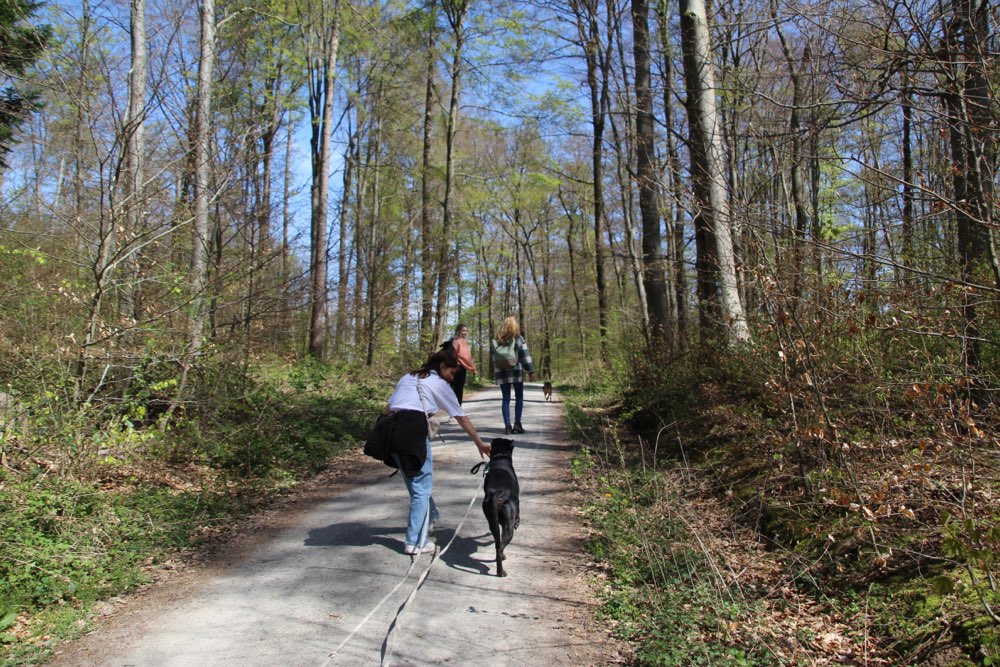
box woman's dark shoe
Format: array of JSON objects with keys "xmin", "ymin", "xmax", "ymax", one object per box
[
  {"xmin": 512, "ymin": 424, "xmax": 525, "ymax": 434},
  {"xmin": 504, "ymin": 426, "xmax": 512, "ymax": 435}
]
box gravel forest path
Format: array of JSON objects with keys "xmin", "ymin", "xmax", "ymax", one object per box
[{"xmin": 47, "ymin": 383, "xmax": 625, "ymax": 667}]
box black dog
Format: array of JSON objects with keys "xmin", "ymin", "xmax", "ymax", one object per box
[{"xmin": 481, "ymin": 437, "xmax": 519, "ymax": 577}]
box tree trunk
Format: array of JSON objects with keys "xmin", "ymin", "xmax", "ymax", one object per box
[
  {"xmin": 901, "ymin": 82, "xmax": 913, "ymax": 281},
  {"xmin": 656, "ymin": 0, "xmax": 686, "ymax": 346},
  {"xmin": 281, "ymin": 108, "xmax": 293, "ymax": 337},
  {"xmin": 333, "ymin": 94, "xmax": 356, "ymax": 353},
  {"xmin": 605, "ymin": 2, "xmax": 648, "ymax": 336},
  {"xmin": 188, "ymin": 0, "xmax": 214, "ymax": 358},
  {"xmin": 632, "ymin": 0, "xmax": 669, "ymax": 343},
  {"xmin": 772, "ymin": 12, "xmax": 809, "ymax": 312},
  {"xmin": 810, "ymin": 106, "xmax": 822, "ymax": 299},
  {"xmin": 362, "ymin": 93, "xmax": 386, "ymax": 367},
  {"xmin": 558, "ymin": 188, "xmax": 590, "ymax": 369},
  {"xmin": 679, "ymin": 0, "xmax": 750, "ymax": 344},
  {"xmin": 943, "ymin": 0, "xmax": 997, "ymax": 378},
  {"xmin": 570, "ymin": 0, "xmax": 611, "ymax": 359},
  {"xmin": 606, "ymin": 77, "xmax": 649, "ymax": 337},
  {"xmin": 420, "ymin": 5, "xmax": 438, "ymax": 350},
  {"xmin": 307, "ymin": 0, "xmax": 342, "ymax": 360},
  {"xmin": 169, "ymin": 0, "xmax": 214, "ymax": 414},
  {"xmin": 435, "ymin": 0, "xmax": 468, "ymax": 346},
  {"xmin": 121, "ymin": 0, "xmax": 146, "ymax": 323},
  {"xmin": 73, "ymin": 0, "xmax": 92, "ymax": 238}
]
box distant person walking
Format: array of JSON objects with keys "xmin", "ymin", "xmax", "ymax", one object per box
[
  {"xmin": 385, "ymin": 346, "xmax": 490, "ymax": 554},
  {"xmin": 449, "ymin": 323, "xmax": 477, "ymax": 404},
  {"xmin": 491, "ymin": 316, "xmax": 534, "ymax": 434}
]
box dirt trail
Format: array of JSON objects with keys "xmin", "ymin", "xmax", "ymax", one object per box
[{"xmin": 47, "ymin": 384, "xmax": 626, "ymax": 667}]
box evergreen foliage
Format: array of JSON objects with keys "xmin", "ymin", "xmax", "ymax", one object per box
[{"xmin": 0, "ymin": 0, "xmax": 48, "ymax": 166}]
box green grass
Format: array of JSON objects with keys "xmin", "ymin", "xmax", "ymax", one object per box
[{"xmin": 0, "ymin": 477, "xmax": 250, "ymax": 664}]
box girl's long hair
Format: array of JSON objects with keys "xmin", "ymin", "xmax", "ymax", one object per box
[
  {"xmin": 411, "ymin": 345, "xmax": 460, "ymax": 379},
  {"xmin": 495, "ymin": 316, "xmax": 520, "ymax": 344}
]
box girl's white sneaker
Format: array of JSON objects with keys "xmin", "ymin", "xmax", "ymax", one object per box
[{"xmin": 403, "ymin": 542, "xmax": 435, "ymax": 555}]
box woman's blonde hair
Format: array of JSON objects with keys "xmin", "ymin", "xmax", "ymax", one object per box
[{"xmin": 496, "ymin": 316, "xmax": 520, "ymax": 344}]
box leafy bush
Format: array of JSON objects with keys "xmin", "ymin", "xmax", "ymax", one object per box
[
  {"xmin": 142, "ymin": 358, "xmax": 385, "ymax": 479},
  {"xmin": 0, "ymin": 476, "xmax": 246, "ymax": 615},
  {"xmin": 570, "ymin": 315, "xmax": 1000, "ymax": 665}
]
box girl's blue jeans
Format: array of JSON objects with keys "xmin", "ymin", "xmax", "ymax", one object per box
[
  {"xmin": 398, "ymin": 438, "xmax": 439, "ymax": 547},
  {"xmin": 499, "ymin": 382, "xmax": 524, "ymax": 428}
]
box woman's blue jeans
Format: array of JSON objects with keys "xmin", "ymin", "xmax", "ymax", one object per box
[
  {"xmin": 398, "ymin": 438, "xmax": 439, "ymax": 547},
  {"xmin": 499, "ymin": 382, "xmax": 524, "ymax": 428}
]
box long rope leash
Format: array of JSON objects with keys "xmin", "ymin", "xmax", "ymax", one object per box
[
  {"xmin": 322, "ymin": 380, "xmax": 438, "ymax": 667},
  {"xmin": 380, "ymin": 471, "xmax": 484, "ymax": 666},
  {"xmin": 323, "ymin": 469, "xmax": 484, "ymax": 667},
  {"xmin": 322, "ymin": 480, "xmax": 439, "ymax": 667},
  {"xmin": 325, "ymin": 392, "xmax": 487, "ymax": 667},
  {"xmin": 319, "ymin": 546, "xmax": 423, "ymax": 667}
]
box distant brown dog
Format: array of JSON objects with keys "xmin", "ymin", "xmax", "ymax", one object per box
[{"xmin": 542, "ymin": 381, "xmax": 553, "ymax": 402}]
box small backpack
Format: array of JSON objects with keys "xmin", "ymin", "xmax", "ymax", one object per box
[{"xmin": 491, "ymin": 338, "xmax": 518, "ymax": 370}]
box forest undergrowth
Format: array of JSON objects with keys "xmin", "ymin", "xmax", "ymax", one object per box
[
  {"xmin": 2, "ymin": 333, "xmax": 998, "ymax": 666},
  {"xmin": 565, "ymin": 340, "xmax": 1000, "ymax": 667},
  {"xmin": 0, "ymin": 358, "xmax": 390, "ymax": 666}
]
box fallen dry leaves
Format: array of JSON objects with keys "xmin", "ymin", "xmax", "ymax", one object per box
[{"xmin": 645, "ymin": 469, "xmax": 895, "ymax": 666}]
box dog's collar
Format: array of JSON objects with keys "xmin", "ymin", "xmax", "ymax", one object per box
[{"xmin": 470, "ymin": 453, "xmax": 512, "ymax": 476}]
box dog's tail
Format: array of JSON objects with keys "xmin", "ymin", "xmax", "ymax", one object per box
[
  {"xmin": 487, "ymin": 491, "xmax": 514, "ymax": 542},
  {"xmin": 488, "ymin": 491, "xmax": 517, "ymax": 547},
  {"xmin": 498, "ymin": 500, "xmax": 518, "ymax": 547}
]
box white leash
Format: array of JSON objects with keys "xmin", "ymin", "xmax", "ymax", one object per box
[
  {"xmin": 320, "ymin": 550, "xmax": 423, "ymax": 667},
  {"xmin": 324, "ymin": 393, "xmax": 486, "ymax": 667},
  {"xmin": 381, "ymin": 476, "xmax": 483, "ymax": 666}
]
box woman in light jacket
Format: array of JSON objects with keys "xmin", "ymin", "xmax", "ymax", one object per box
[{"xmin": 492, "ymin": 316, "xmax": 534, "ymax": 434}]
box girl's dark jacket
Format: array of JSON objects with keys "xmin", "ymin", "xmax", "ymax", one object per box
[{"xmin": 364, "ymin": 409, "xmax": 428, "ymax": 477}]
